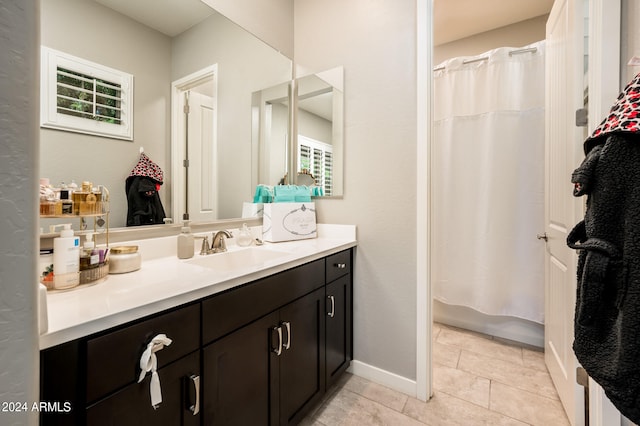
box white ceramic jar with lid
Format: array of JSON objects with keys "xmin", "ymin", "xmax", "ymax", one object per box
[{"xmin": 108, "ymin": 246, "xmax": 141, "ymax": 274}]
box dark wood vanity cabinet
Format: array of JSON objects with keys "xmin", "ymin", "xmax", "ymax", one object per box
[{"xmin": 40, "ymin": 248, "xmax": 353, "ymax": 426}]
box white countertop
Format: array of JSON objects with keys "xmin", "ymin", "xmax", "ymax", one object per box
[{"xmin": 40, "ymin": 224, "xmax": 356, "ymax": 350}]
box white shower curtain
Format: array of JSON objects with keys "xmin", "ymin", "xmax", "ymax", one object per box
[{"xmin": 432, "ymin": 41, "xmax": 546, "ymax": 324}]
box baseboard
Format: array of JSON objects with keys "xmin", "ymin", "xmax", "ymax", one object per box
[{"xmin": 348, "ymin": 360, "xmax": 417, "ymax": 398}]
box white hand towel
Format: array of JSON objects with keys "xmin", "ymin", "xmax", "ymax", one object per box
[{"xmin": 138, "ymin": 333, "xmax": 173, "ymax": 409}]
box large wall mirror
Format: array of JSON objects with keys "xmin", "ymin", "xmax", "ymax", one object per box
[
  {"xmin": 40, "ymin": 0, "xmax": 343, "ymax": 232},
  {"xmin": 40, "ymin": 0, "xmax": 292, "ymax": 229}
]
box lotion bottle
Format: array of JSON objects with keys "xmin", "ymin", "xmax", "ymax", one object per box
[
  {"xmin": 177, "ymin": 221, "xmax": 194, "ymax": 259},
  {"xmin": 52, "ymin": 223, "xmax": 80, "ymax": 289}
]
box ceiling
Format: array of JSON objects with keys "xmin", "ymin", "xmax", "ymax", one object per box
[
  {"xmin": 95, "ymin": 0, "xmax": 214, "ymax": 37},
  {"xmin": 434, "ymin": 0, "xmax": 555, "ymax": 46},
  {"xmin": 96, "ymin": 1, "xmax": 555, "ymax": 44}
]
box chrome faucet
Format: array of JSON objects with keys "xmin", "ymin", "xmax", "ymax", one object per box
[
  {"xmin": 196, "ymin": 230, "xmax": 232, "ymax": 255},
  {"xmin": 211, "ymin": 230, "xmax": 232, "ymax": 253}
]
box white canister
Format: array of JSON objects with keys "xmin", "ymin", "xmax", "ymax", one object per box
[{"xmin": 108, "ymin": 246, "xmax": 141, "ymax": 274}]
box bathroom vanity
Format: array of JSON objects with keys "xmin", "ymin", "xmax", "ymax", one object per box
[{"xmin": 39, "ymin": 225, "xmax": 355, "ymax": 425}]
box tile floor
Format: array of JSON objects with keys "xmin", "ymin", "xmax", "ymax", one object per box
[{"xmin": 300, "ymin": 322, "xmax": 570, "ymax": 426}]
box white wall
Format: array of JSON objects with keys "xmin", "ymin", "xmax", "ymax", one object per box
[
  {"xmin": 0, "ymin": 0, "xmax": 40, "ymax": 424},
  {"xmin": 298, "ymin": 109, "xmax": 332, "ymax": 144},
  {"xmin": 621, "ymin": 0, "xmax": 640, "ymax": 87},
  {"xmin": 201, "ymin": 0, "xmax": 294, "ymax": 59},
  {"xmin": 434, "ymin": 15, "xmax": 548, "ymax": 64},
  {"xmin": 295, "ymin": 0, "xmax": 418, "ymax": 381}
]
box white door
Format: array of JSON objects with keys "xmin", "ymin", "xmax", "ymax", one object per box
[
  {"xmin": 186, "ymin": 90, "xmax": 218, "ymax": 222},
  {"xmin": 585, "ymin": 1, "xmax": 623, "ymax": 424},
  {"xmin": 544, "ymin": 0, "xmax": 587, "ymax": 425},
  {"xmin": 170, "ymin": 66, "xmax": 218, "ymax": 224}
]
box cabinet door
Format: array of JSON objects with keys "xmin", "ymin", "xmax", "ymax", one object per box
[
  {"xmin": 326, "ymin": 275, "xmax": 352, "ymax": 388},
  {"xmin": 203, "ymin": 312, "xmax": 279, "ymax": 426},
  {"xmin": 278, "ymin": 288, "xmax": 326, "ymax": 425},
  {"xmin": 85, "ymin": 351, "xmax": 200, "ymax": 426}
]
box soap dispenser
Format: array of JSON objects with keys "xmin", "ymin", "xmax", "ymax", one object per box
[
  {"xmin": 52, "ymin": 223, "xmax": 80, "ymax": 289},
  {"xmin": 177, "ymin": 221, "xmax": 194, "ymax": 259}
]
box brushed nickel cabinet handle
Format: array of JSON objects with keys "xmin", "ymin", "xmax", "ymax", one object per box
[
  {"xmin": 335, "ymin": 263, "xmax": 346, "ymax": 269},
  {"xmin": 189, "ymin": 374, "xmax": 200, "ymax": 415},
  {"xmin": 272, "ymin": 326, "xmax": 283, "ymax": 356},
  {"xmin": 282, "ymin": 321, "xmax": 291, "ymax": 350},
  {"xmin": 327, "ymin": 295, "xmax": 335, "ymax": 318}
]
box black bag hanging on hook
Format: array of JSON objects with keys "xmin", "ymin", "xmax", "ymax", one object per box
[{"xmin": 567, "ymin": 72, "xmax": 640, "ymax": 423}]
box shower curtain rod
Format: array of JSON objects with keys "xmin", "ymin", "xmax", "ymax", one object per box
[{"xmin": 433, "ymin": 46, "xmax": 538, "ymax": 71}]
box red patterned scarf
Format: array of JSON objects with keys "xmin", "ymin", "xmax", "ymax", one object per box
[
  {"xmin": 586, "ymin": 72, "xmax": 640, "ymax": 153},
  {"xmin": 129, "ymin": 152, "xmax": 164, "ymax": 186}
]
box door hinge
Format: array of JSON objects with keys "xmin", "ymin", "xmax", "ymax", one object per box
[{"xmin": 576, "ymin": 108, "xmax": 588, "ymax": 127}]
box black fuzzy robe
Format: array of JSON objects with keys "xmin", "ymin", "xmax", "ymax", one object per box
[
  {"xmin": 125, "ymin": 176, "xmax": 166, "ymax": 226},
  {"xmin": 568, "ymin": 133, "xmax": 640, "ymax": 422}
]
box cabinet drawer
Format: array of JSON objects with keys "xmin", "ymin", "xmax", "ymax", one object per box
[
  {"xmin": 86, "ymin": 351, "xmax": 200, "ymax": 426},
  {"xmin": 326, "ymin": 250, "xmax": 351, "ymax": 283},
  {"xmin": 86, "ymin": 303, "xmax": 200, "ymax": 403},
  {"xmin": 202, "ymin": 259, "xmax": 324, "ymax": 345}
]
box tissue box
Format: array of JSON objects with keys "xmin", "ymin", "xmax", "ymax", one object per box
[
  {"xmin": 242, "ymin": 202, "xmax": 264, "ymax": 218},
  {"xmin": 263, "ymin": 202, "xmax": 317, "ymax": 242}
]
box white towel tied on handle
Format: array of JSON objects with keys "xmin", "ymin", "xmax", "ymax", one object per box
[{"xmin": 138, "ymin": 333, "xmax": 172, "ymax": 409}]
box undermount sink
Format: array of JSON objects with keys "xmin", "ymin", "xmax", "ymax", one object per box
[{"xmin": 186, "ymin": 247, "xmax": 289, "ymax": 272}]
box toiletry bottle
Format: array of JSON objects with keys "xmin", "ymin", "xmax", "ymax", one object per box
[
  {"xmin": 92, "ymin": 186, "xmax": 103, "ymax": 213},
  {"xmin": 55, "ymin": 189, "xmax": 74, "ymax": 216},
  {"xmin": 52, "ymin": 224, "xmax": 80, "ymax": 289},
  {"xmin": 72, "ymin": 181, "xmax": 92, "ymax": 215},
  {"xmin": 177, "ymin": 221, "xmax": 195, "ymax": 259},
  {"xmin": 80, "ymin": 233, "xmax": 99, "ymax": 271},
  {"xmin": 80, "ymin": 190, "xmax": 97, "ymax": 215},
  {"xmin": 39, "ymin": 178, "xmax": 56, "ymax": 216}
]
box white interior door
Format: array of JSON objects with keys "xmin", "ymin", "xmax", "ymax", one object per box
[
  {"xmin": 586, "ymin": 1, "xmax": 623, "ymax": 424},
  {"xmin": 171, "ymin": 65, "xmax": 218, "ymax": 224},
  {"xmin": 186, "ymin": 90, "xmax": 218, "ymax": 222},
  {"xmin": 544, "ymin": 0, "xmax": 587, "ymax": 424}
]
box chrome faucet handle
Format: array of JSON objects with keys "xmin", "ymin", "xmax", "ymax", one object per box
[{"xmin": 195, "ymin": 235, "xmax": 210, "ymax": 255}]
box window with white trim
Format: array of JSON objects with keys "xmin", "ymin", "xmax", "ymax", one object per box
[
  {"xmin": 40, "ymin": 46, "xmax": 134, "ymax": 140},
  {"xmin": 298, "ymin": 135, "xmax": 333, "ymax": 196}
]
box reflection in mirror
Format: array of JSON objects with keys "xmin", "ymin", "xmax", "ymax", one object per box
[
  {"xmin": 252, "ymin": 81, "xmax": 291, "ymax": 187},
  {"xmin": 295, "ymin": 67, "xmax": 344, "ymax": 197},
  {"xmin": 40, "ymin": 0, "xmax": 292, "ymax": 230},
  {"xmin": 252, "ymin": 67, "xmax": 344, "ymax": 197}
]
